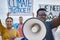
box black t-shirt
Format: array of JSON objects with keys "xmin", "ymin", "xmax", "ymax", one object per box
[{"xmin": 43, "ymin": 21, "xmax": 56, "ymax": 40}]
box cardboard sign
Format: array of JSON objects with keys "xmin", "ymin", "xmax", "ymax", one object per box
[{"xmin": 8, "ymin": 0, "xmax": 33, "ymax": 16}]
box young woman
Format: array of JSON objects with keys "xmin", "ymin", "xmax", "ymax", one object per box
[{"xmin": 0, "ymin": 17, "xmax": 20, "ymax": 40}]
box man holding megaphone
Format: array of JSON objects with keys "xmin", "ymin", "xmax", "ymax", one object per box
[
  {"xmin": 36, "ymin": 8, "xmax": 60, "ymax": 40},
  {"xmin": 22, "ymin": 8, "xmax": 60, "ymax": 40}
]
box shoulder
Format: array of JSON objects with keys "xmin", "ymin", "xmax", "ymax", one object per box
[
  {"xmin": 45, "ymin": 21, "xmax": 55, "ymax": 29},
  {"xmin": 45, "ymin": 21, "xmax": 51, "ymax": 26},
  {"xmin": 12, "ymin": 29, "xmax": 18, "ymax": 32}
]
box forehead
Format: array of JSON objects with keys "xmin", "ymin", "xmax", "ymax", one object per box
[
  {"xmin": 38, "ymin": 11, "xmax": 46, "ymax": 13},
  {"xmin": 38, "ymin": 11, "xmax": 46, "ymax": 15},
  {"xmin": 6, "ymin": 18, "xmax": 13, "ymax": 21}
]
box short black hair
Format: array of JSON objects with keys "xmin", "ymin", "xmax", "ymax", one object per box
[
  {"xmin": 37, "ymin": 8, "xmax": 47, "ymax": 17},
  {"xmin": 6, "ymin": 17, "xmax": 13, "ymax": 21},
  {"xmin": 19, "ymin": 16, "xmax": 23, "ymax": 18}
]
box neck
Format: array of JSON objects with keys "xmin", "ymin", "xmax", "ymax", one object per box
[
  {"xmin": 20, "ymin": 23, "xmax": 22, "ymax": 24},
  {"xmin": 7, "ymin": 27, "xmax": 12, "ymax": 30}
]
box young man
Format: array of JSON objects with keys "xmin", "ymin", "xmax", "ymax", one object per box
[
  {"xmin": 36, "ymin": 8, "xmax": 60, "ymax": 40},
  {"xmin": 13, "ymin": 16, "xmax": 23, "ymax": 37}
]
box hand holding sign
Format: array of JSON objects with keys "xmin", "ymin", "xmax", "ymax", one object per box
[{"xmin": 7, "ymin": 12, "xmax": 10, "ymax": 17}]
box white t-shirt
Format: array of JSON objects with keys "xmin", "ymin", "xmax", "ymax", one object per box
[{"xmin": 55, "ymin": 26, "xmax": 60, "ymax": 40}]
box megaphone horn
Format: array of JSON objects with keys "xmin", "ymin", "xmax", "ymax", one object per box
[
  {"xmin": 31, "ymin": 23, "xmax": 41, "ymax": 33},
  {"xmin": 22, "ymin": 18, "xmax": 47, "ymax": 40}
]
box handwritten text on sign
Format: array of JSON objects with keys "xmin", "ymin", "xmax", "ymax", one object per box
[{"xmin": 8, "ymin": 0, "xmax": 32, "ymax": 14}]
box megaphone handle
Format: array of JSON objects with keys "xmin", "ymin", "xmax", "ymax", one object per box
[{"xmin": 21, "ymin": 37, "xmax": 28, "ymax": 40}]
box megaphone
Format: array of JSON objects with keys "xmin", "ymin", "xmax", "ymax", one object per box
[{"xmin": 22, "ymin": 18, "xmax": 47, "ymax": 40}]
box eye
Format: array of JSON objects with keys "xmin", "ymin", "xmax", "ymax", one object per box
[
  {"xmin": 10, "ymin": 21, "xmax": 12, "ymax": 22},
  {"xmin": 7, "ymin": 21, "xmax": 9, "ymax": 22}
]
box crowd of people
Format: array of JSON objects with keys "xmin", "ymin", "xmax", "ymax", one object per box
[{"xmin": 0, "ymin": 8, "xmax": 60, "ymax": 40}]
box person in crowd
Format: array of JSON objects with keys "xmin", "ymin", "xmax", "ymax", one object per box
[
  {"xmin": 0, "ymin": 17, "xmax": 20, "ymax": 40},
  {"xmin": 36, "ymin": 8, "xmax": 60, "ymax": 40},
  {"xmin": 13, "ymin": 16, "xmax": 24, "ymax": 37},
  {"xmin": 7, "ymin": 12, "xmax": 24, "ymax": 37}
]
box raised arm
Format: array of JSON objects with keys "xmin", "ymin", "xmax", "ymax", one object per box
[
  {"xmin": 0, "ymin": 19, "xmax": 6, "ymax": 33},
  {"xmin": 0, "ymin": 19, "xmax": 2, "ymax": 32},
  {"xmin": 52, "ymin": 13, "xmax": 60, "ymax": 28}
]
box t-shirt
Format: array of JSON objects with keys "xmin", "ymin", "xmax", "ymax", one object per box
[
  {"xmin": 43, "ymin": 21, "xmax": 56, "ymax": 40},
  {"xmin": 18, "ymin": 24, "xmax": 23, "ymax": 37},
  {"xmin": 13, "ymin": 23, "xmax": 23, "ymax": 37}
]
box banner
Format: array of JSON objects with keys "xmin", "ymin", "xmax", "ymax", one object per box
[
  {"xmin": 39, "ymin": 4, "xmax": 60, "ymax": 21},
  {"xmin": 8, "ymin": 0, "xmax": 33, "ymax": 16}
]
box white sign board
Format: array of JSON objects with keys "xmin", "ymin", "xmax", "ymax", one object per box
[
  {"xmin": 8, "ymin": 0, "xmax": 33, "ymax": 16},
  {"xmin": 39, "ymin": 4, "xmax": 60, "ymax": 21}
]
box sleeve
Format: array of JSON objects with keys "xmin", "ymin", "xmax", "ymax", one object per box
[
  {"xmin": 0, "ymin": 20, "xmax": 6, "ymax": 34},
  {"xmin": 46, "ymin": 21, "xmax": 57, "ymax": 29},
  {"xmin": 16, "ymin": 30, "xmax": 20, "ymax": 37}
]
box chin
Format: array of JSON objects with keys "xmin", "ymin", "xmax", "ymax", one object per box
[{"xmin": 7, "ymin": 26, "xmax": 12, "ymax": 29}]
